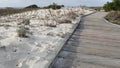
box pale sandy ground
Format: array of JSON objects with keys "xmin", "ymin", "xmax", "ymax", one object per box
[{"xmin": 0, "ymin": 7, "xmax": 93, "ymax": 68}]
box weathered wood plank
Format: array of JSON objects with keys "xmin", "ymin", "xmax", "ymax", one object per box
[{"xmin": 51, "ymin": 12, "xmax": 120, "ymax": 68}]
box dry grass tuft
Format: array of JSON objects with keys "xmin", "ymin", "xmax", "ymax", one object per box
[
  {"xmin": 105, "ymin": 11, "xmax": 120, "ymax": 25},
  {"xmin": 66, "ymin": 12, "xmax": 79, "ymax": 20}
]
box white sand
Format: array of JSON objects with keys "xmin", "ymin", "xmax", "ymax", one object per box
[{"xmin": 0, "ymin": 7, "xmax": 93, "ymax": 68}]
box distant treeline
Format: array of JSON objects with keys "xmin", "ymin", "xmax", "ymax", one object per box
[
  {"xmin": 103, "ymin": 0, "xmax": 120, "ymax": 12},
  {"xmin": 25, "ymin": 3, "xmax": 64, "ymax": 10}
]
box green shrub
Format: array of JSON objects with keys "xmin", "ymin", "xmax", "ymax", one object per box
[
  {"xmin": 103, "ymin": 0, "xmax": 120, "ymax": 12},
  {"xmin": 43, "ymin": 3, "xmax": 64, "ymax": 10}
]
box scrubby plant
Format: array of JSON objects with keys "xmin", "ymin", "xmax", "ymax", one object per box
[
  {"xmin": 17, "ymin": 19, "xmax": 31, "ymax": 38},
  {"xmin": 45, "ymin": 23, "xmax": 57, "ymax": 27},
  {"xmin": 43, "ymin": 3, "xmax": 64, "ymax": 10},
  {"xmin": 66, "ymin": 12, "xmax": 79, "ymax": 20},
  {"xmin": 56, "ymin": 33, "xmax": 65, "ymax": 38},
  {"xmin": 57, "ymin": 12, "xmax": 78, "ymax": 24},
  {"xmin": 22, "ymin": 19, "xmax": 30, "ymax": 25},
  {"xmin": 105, "ymin": 11, "xmax": 120, "ymax": 25},
  {"xmin": 47, "ymin": 32, "xmax": 54, "ymax": 36},
  {"xmin": 58, "ymin": 19, "xmax": 72, "ymax": 24},
  {"xmin": 18, "ymin": 19, "xmax": 30, "ymax": 25},
  {"xmin": 17, "ymin": 25, "xmax": 27, "ymax": 37}
]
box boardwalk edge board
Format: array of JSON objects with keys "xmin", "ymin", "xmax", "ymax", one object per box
[
  {"xmin": 47, "ymin": 11, "xmax": 96, "ymax": 68},
  {"xmin": 45, "ymin": 16, "xmax": 81, "ymax": 68}
]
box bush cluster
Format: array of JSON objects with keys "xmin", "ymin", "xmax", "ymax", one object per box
[
  {"xmin": 43, "ymin": 3, "xmax": 64, "ymax": 10},
  {"xmin": 103, "ymin": 0, "xmax": 120, "ymax": 12}
]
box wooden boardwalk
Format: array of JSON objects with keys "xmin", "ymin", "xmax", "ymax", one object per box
[{"xmin": 50, "ymin": 12, "xmax": 120, "ymax": 68}]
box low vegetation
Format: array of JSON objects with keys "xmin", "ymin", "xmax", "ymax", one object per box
[
  {"xmin": 17, "ymin": 25, "xmax": 27, "ymax": 37},
  {"xmin": 66, "ymin": 12, "xmax": 79, "ymax": 20},
  {"xmin": 0, "ymin": 3, "xmax": 64, "ymax": 17},
  {"xmin": 58, "ymin": 19, "xmax": 72, "ymax": 24},
  {"xmin": 17, "ymin": 19, "xmax": 31, "ymax": 38},
  {"xmin": 43, "ymin": 3, "xmax": 64, "ymax": 10},
  {"xmin": 103, "ymin": 0, "xmax": 120, "ymax": 12},
  {"xmin": 105, "ymin": 11, "xmax": 120, "ymax": 25},
  {"xmin": 0, "ymin": 8, "xmax": 39, "ymax": 16},
  {"xmin": 103, "ymin": 0, "xmax": 120, "ymax": 25}
]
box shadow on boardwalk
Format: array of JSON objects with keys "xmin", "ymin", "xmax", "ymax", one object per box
[
  {"xmin": 50, "ymin": 12, "xmax": 120, "ymax": 68},
  {"xmin": 51, "ymin": 16, "xmax": 86, "ymax": 68}
]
